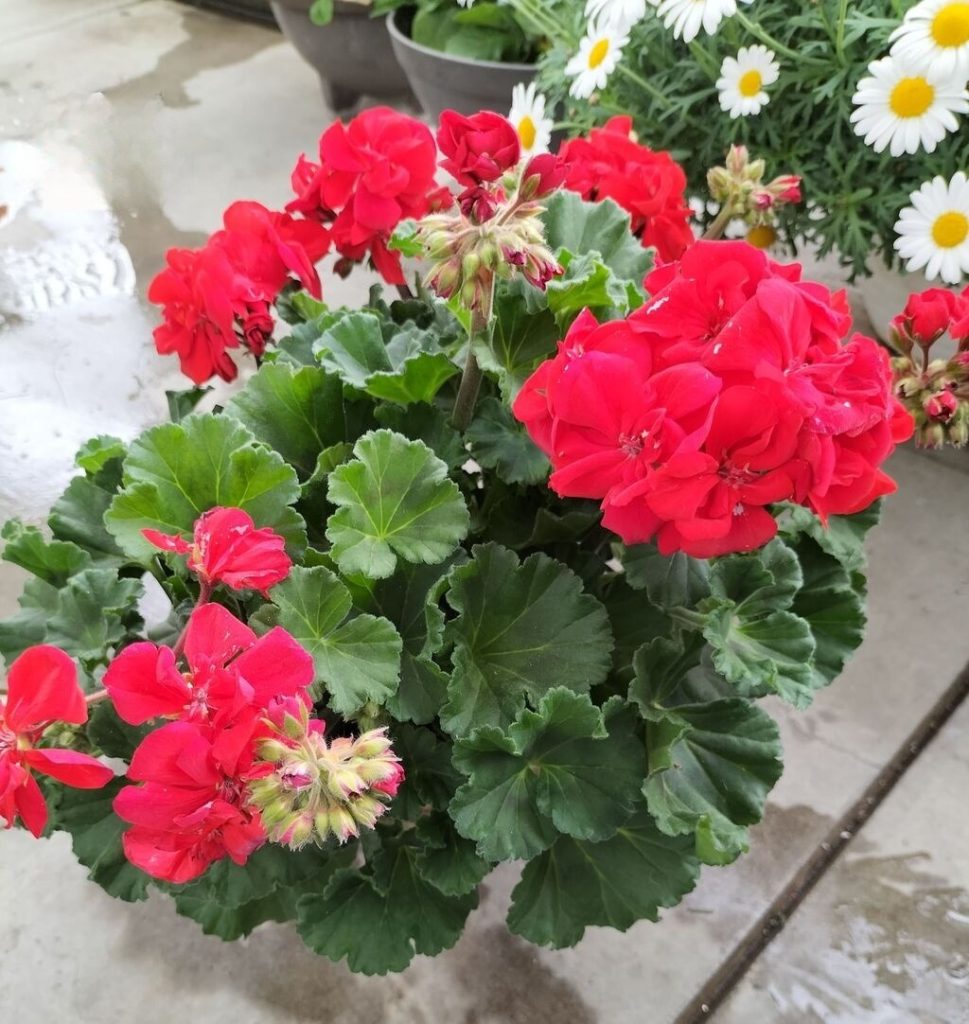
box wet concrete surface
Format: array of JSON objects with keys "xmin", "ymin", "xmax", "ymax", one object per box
[
  {"xmin": 715, "ymin": 701, "xmax": 969, "ymax": 1024},
  {"xmin": 1, "ymin": 2, "xmax": 969, "ymax": 1022}
]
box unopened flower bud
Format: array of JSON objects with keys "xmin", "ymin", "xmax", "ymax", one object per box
[
  {"xmin": 726, "ymin": 144, "xmax": 749, "ymax": 176},
  {"xmin": 924, "ymin": 389, "xmax": 959, "ymax": 423}
]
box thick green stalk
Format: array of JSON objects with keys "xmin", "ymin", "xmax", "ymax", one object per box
[{"xmin": 451, "ymin": 277, "xmax": 496, "ymax": 433}]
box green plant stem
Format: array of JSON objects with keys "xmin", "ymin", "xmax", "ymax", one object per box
[
  {"xmin": 835, "ymin": 0, "xmax": 849, "ymax": 57},
  {"xmin": 702, "ymin": 203, "xmax": 736, "ymax": 241},
  {"xmin": 451, "ymin": 276, "xmax": 496, "ymax": 433},
  {"xmin": 508, "ymin": 0, "xmax": 567, "ymax": 43},
  {"xmin": 616, "ymin": 63, "xmax": 673, "ymax": 110},
  {"xmin": 734, "ymin": 10, "xmax": 819, "ymax": 63}
]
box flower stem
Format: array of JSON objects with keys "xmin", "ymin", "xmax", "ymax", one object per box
[
  {"xmin": 85, "ymin": 689, "xmax": 110, "ymax": 706},
  {"xmin": 702, "ymin": 203, "xmax": 736, "ymax": 241},
  {"xmin": 616, "ymin": 64, "xmax": 672, "ymax": 111},
  {"xmin": 835, "ymin": 0, "xmax": 849, "ymax": 58},
  {"xmin": 451, "ymin": 276, "xmax": 496, "ymax": 433},
  {"xmin": 395, "ymin": 283, "xmax": 415, "ymax": 301},
  {"xmin": 734, "ymin": 10, "xmax": 819, "ymax": 64}
]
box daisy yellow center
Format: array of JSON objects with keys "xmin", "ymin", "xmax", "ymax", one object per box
[
  {"xmin": 738, "ymin": 70, "xmax": 763, "ymax": 98},
  {"xmin": 588, "ymin": 38, "xmax": 611, "ymax": 69},
  {"xmin": 931, "ymin": 3, "xmax": 969, "ymax": 47},
  {"xmin": 746, "ymin": 224, "xmax": 777, "ymax": 249},
  {"xmin": 889, "ymin": 77, "xmax": 935, "ymax": 118},
  {"xmin": 932, "ymin": 210, "xmax": 969, "ymax": 248},
  {"xmin": 518, "ymin": 115, "xmax": 537, "ymax": 151}
]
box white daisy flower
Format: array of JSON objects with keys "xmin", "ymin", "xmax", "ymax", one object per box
[
  {"xmin": 891, "ymin": 0, "xmax": 969, "ymax": 81},
  {"xmin": 565, "ymin": 17, "xmax": 630, "ymax": 99},
  {"xmin": 584, "ymin": 0, "xmax": 649, "ymax": 28},
  {"xmin": 654, "ymin": 0, "xmax": 752, "ymax": 43},
  {"xmin": 508, "ymin": 82, "xmax": 554, "ymax": 158},
  {"xmin": 895, "ymin": 172, "xmax": 969, "ymax": 283},
  {"xmin": 850, "ymin": 55, "xmax": 968, "ymax": 156},
  {"xmin": 716, "ymin": 45, "xmax": 779, "ymax": 118}
]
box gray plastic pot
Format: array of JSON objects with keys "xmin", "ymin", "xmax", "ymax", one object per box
[
  {"xmin": 386, "ymin": 8, "xmax": 536, "ymax": 119},
  {"xmin": 270, "ymin": 0, "xmax": 414, "ymax": 112}
]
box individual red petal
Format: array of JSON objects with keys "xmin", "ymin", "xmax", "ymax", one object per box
[
  {"xmin": 22, "ymin": 748, "xmax": 115, "ymax": 788},
  {"xmin": 231, "ymin": 627, "xmax": 315, "ymax": 705},
  {"xmin": 114, "ymin": 782, "xmax": 213, "ymax": 830},
  {"xmin": 103, "ymin": 643, "xmax": 191, "ymax": 724},
  {"xmin": 141, "ymin": 529, "xmax": 191, "ymax": 555},
  {"xmin": 183, "ymin": 603, "xmax": 256, "ymax": 672},
  {"xmin": 14, "ymin": 773, "xmax": 49, "ymax": 838},
  {"xmin": 125, "ymin": 721, "xmax": 220, "ymax": 788},
  {"xmin": 4, "ymin": 645, "xmax": 86, "ymax": 733},
  {"xmin": 121, "ymin": 827, "xmax": 215, "ymax": 884}
]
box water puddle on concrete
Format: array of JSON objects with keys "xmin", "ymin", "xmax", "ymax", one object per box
[{"xmin": 758, "ymin": 852, "xmax": 969, "ymax": 1023}]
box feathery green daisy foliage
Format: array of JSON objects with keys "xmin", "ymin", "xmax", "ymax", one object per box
[{"xmin": 509, "ymin": 0, "xmax": 969, "ymax": 277}]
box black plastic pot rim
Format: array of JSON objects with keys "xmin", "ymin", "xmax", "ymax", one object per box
[{"xmin": 386, "ymin": 7, "xmax": 536, "ymax": 72}]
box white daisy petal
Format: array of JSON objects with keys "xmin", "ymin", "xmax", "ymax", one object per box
[
  {"xmin": 566, "ymin": 17, "xmax": 630, "ymax": 99},
  {"xmin": 891, "ymin": 0, "xmax": 969, "ymax": 81},
  {"xmin": 717, "ymin": 45, "xmax": 780, "ymax": 118},
  {"xmin": 894, "ymin": 173, "xmax": 969, "ymax": 284},
  {"xmin": 850, "ymin": 54, "xmax": 968, "ymax": 157},
  {"xmin": 508, "ymin": 82, "xmax": 554, "ymax": 158},
  {"xmin": 655, "ymin": 0, "xmax": 751, "ymax": 42}
]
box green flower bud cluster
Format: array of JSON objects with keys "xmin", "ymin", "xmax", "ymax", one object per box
[{"xmin": 248, "ymin": 701, "xmax": 404, "ymax": 849}]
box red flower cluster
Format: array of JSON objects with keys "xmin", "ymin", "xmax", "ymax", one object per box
[
  {"xmin": 0, "ymin": 647, "xmax": 114, "ymax": 836},
  {"xmin": 288, "ymin": 106, "xmax": 446, "ymax": 285},
  {"xmin": 105, "ymin": 604, "xmax": 315, "ymax": 882},
  {"xmin": 557, "ymin": 116, "xmax": 693, "ymax": 263},
  {"xmin": 143, "ymin": 506, "xmax": 291, "ymax": 598},
  {"xmin": 891, "ymin": 286, "xmax": 969, "ymax": 351},
  {"xmin": 514, "ymin": 241, "xmax": 913, "ymax": 558},
  {"xmin": 149, "ymin": 201, "xmax": 329, "ymax": 384}
]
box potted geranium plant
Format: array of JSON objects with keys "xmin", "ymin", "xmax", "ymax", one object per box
[
  {"xmin": 0, "ymin": 104, "xmax": 913, "ymax": 973},
  {"xmin": 381, "ymin": 0, "xmax": 543, "ymax": 117},
  {"xmin": 513, "ymin": 0, "xmax": 969, "ymax": 299}
]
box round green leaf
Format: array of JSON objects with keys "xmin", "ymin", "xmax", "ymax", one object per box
[{"xmin": 325, "ymin": 429, "xmax": 469, "ymax": 580}]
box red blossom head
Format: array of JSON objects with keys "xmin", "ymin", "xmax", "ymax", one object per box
[
  {"xmin": 558, "ymin": 117, "xmax": 693, "ymax": 262},
  {"xmin": 287, "ymin": 107, "xmax": 440, "ymax": 285},
  {"xmin": 143, "ymin": 506, "xmax": 292, "ymax": 597},
  {"xmin": 513, "ymin": 240, "xmax": 909, "ymax": 558},
  {"xmin": 437, "ymin": 109, "xmax": 521, "ymax": 187},
  {"xmin": 0, "ymin": 646, "xmax": 114, "ymax": 837},
  {"xmin": 148, "ymin": 201, "xmax": 329, "ymax": 384},
  {"xmin": 890, "ymin": 287, "xmax": 968, "ymax": 351},
  {"xmin": 106, "ymin": 605, "xmax": 316, "ymax": 882}
]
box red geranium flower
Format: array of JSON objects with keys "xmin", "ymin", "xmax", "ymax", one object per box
[
  {"xmin": 514, "ymin": 240, "xmax": 909, "ymax": 558},
  {"xmin": 103, "ymin": 603, "xmax": 312, "ymax": 728},
  {"xmin": 558, "ymin": 117, "xmax": 694, "ymax": 262},
  {"xmin": 437, "ymin": 109, "xmax": 521, "ymax": 187},
  {"xmin": 107, "ymin": 604, "xmax": 315, "ymax": 882},
  {"xmin": 0, "ymin": 646, "xmax": 114, "ymax": 837},
  {"xmin": 114, "ymin": 721, "xmax": 266, "ymax": 883},
  {"xmin": 143, "ymin": 506, "xmax": 292, "ymax": 597},
  {"xmin": 148, "ymin": 201, "xmax": 329, "ymax": 384},
  {"xmin": 891, "ymin": 287, "xmax": 969, "ymax": 349},
  {"xmin": 148, "ymin": 244, "xmax": 242, "ymax": 385},
  {"xmin": 287, "ymin": 107, "xmax": 441, "ymax": 285}
]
